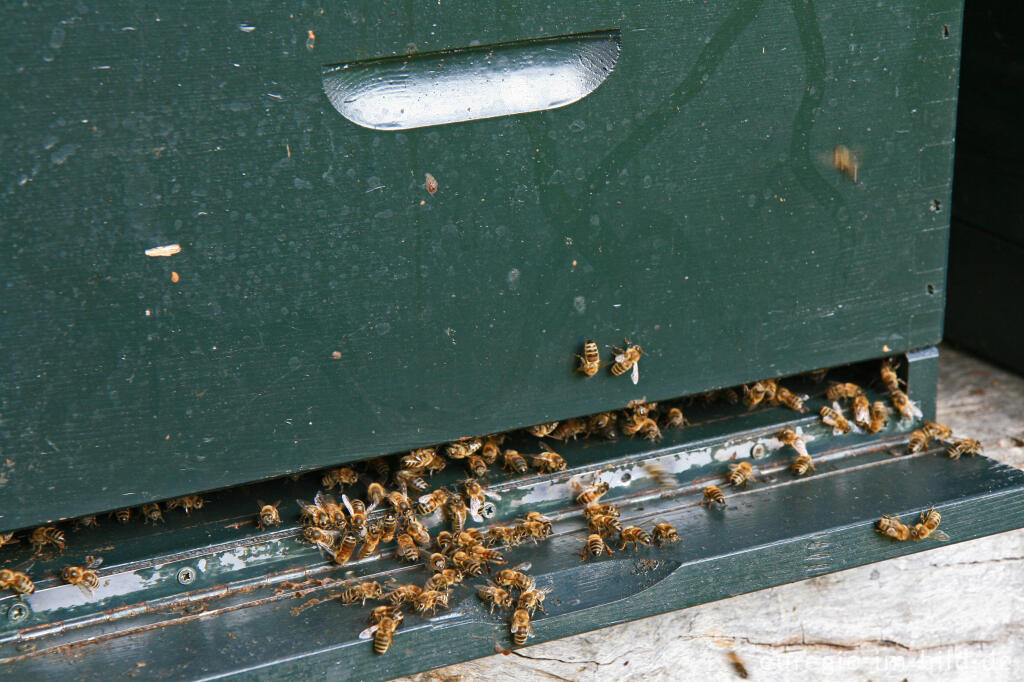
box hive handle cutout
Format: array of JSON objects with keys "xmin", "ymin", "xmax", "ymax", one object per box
[{"xmin": 322, "ymin": 30, "xmax": 621, "ymax": 131}]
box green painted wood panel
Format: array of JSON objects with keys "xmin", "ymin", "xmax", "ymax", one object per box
[{"xmin": 0, "ymin": 1, "xmax": 962, "ymax": 529}]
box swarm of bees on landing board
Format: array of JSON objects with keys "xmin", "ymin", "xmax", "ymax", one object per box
[{"xmin": 0, "ymin": 358, "xmax": 983, "ymax": 656}]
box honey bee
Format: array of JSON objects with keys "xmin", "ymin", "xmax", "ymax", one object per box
[
  {"xmin": 445, "ymin": 497, "xmax": 468, "ymax": 534},
  {"xmin": 652, "ymin": 521, "xmax": 680, "ymax": 545},
  {"xmin": 477, "ymin": 581, "xmax": 514, "ymax": 613},
  {"xmin": 486, "ymin": 525, "xmax": 522, "ymax": 548},
  {"xmin": 321, "ymin": 467, "xmax": 359, "ymax": 490},
  {"xmin": 880, "ymin": 358, "xmax": 903, "ymax": 393},
  {"xmin": 580, "ymin": 533, "xmax": 613, "ymax": 561},
  {"xmin": 726, "ymin": 461, "xmax": 755, "ymax": 488},
  {"xmin": 588, "ymin": 513, "xmax": 622, "ymax": 536},
  {"xmin": 424, "ymin": 551, "xmax": 449, "ymax": 572},
  {"xmin": 76, "ymin": 516, "xmax": 99, "ymax": 530},
  {"xmin": 701, "ymin": 485, "xmax": 727, "ymax": 508},
  {"xmin": 510, "ymin": 608, "xmax": 536, "ymax": 645},
  {"xmin": 252, "ymin": 500, "xmax": 281, "ymax": 530},
  {"xmin": 774, "ymin": 387, "xmax": 808, "ymax": 413},
  {"xmin": 368, "ymin": 605, "xmax": 402, "ymax": 625},
  {"xmin": 831, "ymin": 144, "xmax": 859, "ymax": 182},
  {"xmin": 394, "ymin": 468, "xmax": 430, "ymax": 492},
  {"xmin": 315, "ymin": 491, "xmax": 348, "ymax": 529},
  {"xmin": 385, "ymin": 489, "xmax": 413, "ymax": 517},
  {"xmin": 875, "ymin": 515, "xmax": 911, "ymax": 541},
  {"xmin": 340, "ymin": 581, "xmax": 384, "ymax": 606},
  {"xmin": 644, "ymin": 462, "xmax": 676, "ymax": 491},
  {"xmin": 743, "ymin": 379, "xmax": 778, "ymax": 408},
  {"xmin": 663, "ymin": 407, "xmax": 688, "ymax": 429},
  {"xmin": 451, "ymin": 550, "xmax": 486, "ymax": 576},
  {"xmin": 572, "ymin": 477, "xmax": 609, "ymax": 506},
  {"xmin": 304, "ymin": 526, "xmax": 340, "ymax": 549},
  {"xmin": 330, "ymin": 533, "xmax": 358, "ymax": 564},
  {"xmin": 412, "ymin": 589, "xmax": 451, "ymax": 614},
  {"xmin": 851, "ymin": 394, "xmax": 871, "ymax": 428},
  {"xmin": 112, "ymin": 508, "xmax": 131, "ymax": 524},
  {"xmin": 62, "ymin": 555, "xmax": 103, "ymax": 597},
  {"xmin": 866, "ymin": 401, "xmax": 890, "ymax": 434},
  {"xmin": 423, "ymin": 451, "xmax": 448, "ymax": 474},
  {"xmin": 356, "ymin": 523, "xmax": 383, "ymax": 559},
  {"xmin": 446, "ymin": 438, "xmax": 483, "ymax": 459},
  {"xmin": 495, "ymin": 563, "xmax": 534, "ymax": 591},
  {"xmin": 416, "ymin": 489, "xmax": 450, "ymax": 516},
  {"xmin": 402, "ymin": 447, "xmax": 438, "ymax": 471},
  {"xmin": 466, "ymin": 454, "xmax": 489, "ymax": 478},
  {"xmin": 30, "ymin": 526, "xmax": 66, "ymax": 555},
  {"xmin": 0, "ymin": 532, "xmax": 17, "ymax": 549},
  {"xmin": 618, "ymin": 525, "xmax": 653, "ymax": 551},
  {"xmin": 359, "ymin": 610, "xmax": 403, "ymax": 655},
  {"xmin": 530, "ymin": 442, "xmax": 567, "ymax": 473},
  {"xmin": 367, "ymin": 457, "xmax": 391, "ymax": 481},
  {"xmin": 480, "ymin": 437, "xmax": 502, "ymax": 464},
  {"xmin": 587, "ymin": 411, "xmax": 617, "ymax": 433},
  {"xmin": 909, "ymin": 521, "xmax": 950, "ymax": 542},
  {"xmin": 435, "ymin": 530, "xmax": 455, "ymax": 553},
  {"xmin": 624, "ymin": 416, "xmax": 662, "ymax": 441},
  {"xmin": 922, "ymin": 421, "xmax": 954, "ymax": 440},
  {"xmin": 526, "ymin": 422, "xmax": 560, "ymax": 438},
  {"xmin": 517, "ymin": 584, "xmax": 555, "ymax": 615},
  {"xmin": 470, "ymin": 543, "xmax": 506, "ymax": 566},
  {"xmin": 790, "ymin": 454, "xmax": 816, "ymax": 476},
  {"xmin": 366, "ymin": 482, "xmax": 387, "ymax": 506},
  {"xmin": 502, "ymin": 449, "xmax": 530, "ymax": 475},
  {"xmin": 890, "ymin": 389, "xmax": 922, "ymax": 421},
  {"xmin": 297, "ymin": 498, "xmax": 330, "ymax": 527},
  {"xmin": 947, "ymin": 437, "xmax": 983, "ymax": 460},
  {"xmin": 453, "ymin": 528, "xmax": 485, "ymax": 549},
  {"xmin": 425, "ymin": 568, "xmax": 464, "ymax": 592},
  {"xmin": 610, "ymin": 340, "xmax": 643, "ymax": 384},
  {"xmin": 777, "ymin": 428, "xmax": 808, "ymax": 457},
  {"xmin": 395, "ymin": 533, "xmax": 420, "ymax": 562},
  {"xmin": 0, "ymin": 569, "xmax": 35, "ymax": 595},
  {"xmin": 516, "ymin": 520, "xmax": 551, "ymax": 544},
  {"xmin": 380, "ymin": 510, "xmax": 398, "ymax": 543},
  {"xmin": 582, "ymin": 502, "xmax": 619, "ymax": 519},
  {"xmin": 523, "ymin": 511, "xmax": 552, "ymax": 536},
  {"xmin": 141, "ymin": 503, "xmax": 164, "ymax": 524},
  {"xmin": 550, "ymin": 418, "xmax": 588, "ymax": 441},
  {"xmin": 404, "ymin": 516, "xmax": 432, "ymax": 546},
  {"xmin": 575, "ymin": 340, "xmax": 601, "ymax": 377},
  {"xmin": 166, "ymin": 495, "xmax": 205, "ymax": 514},
  {"xmin": 920, "ymin": 505, "xmax": 941, "ymax": 531},
  {"xmin": 825, "ymin": 382, "xmax": 863, "ymax": 401},
  {"xmin": 820, "ymin": 404, "xmax": 853, "ymax": 435},
  {"xmin": 464, "ymin": 479, "xmax": 502, "ymax": 519},
  {"xmin": 342, "ymin": 494, "xmax": 374, "ymax": 537},
  {"xmin": 906, "ymin": 429, "xmax": 930, "ymax": 454},
  {"xmin": 385, "ymin": 583, "xmax": 423, "ymax": 606}
]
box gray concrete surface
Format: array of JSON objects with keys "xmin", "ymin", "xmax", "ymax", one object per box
[{"xmin": 404, "ymin": 345, "xmax": 1024, "ymax": 681}]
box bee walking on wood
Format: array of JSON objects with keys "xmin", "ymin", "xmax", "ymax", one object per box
[
  {"xmin": 330, "ymin": 533, "xmax": 358, "ymax": 564},
  {"xmin": 394, "ymin": 468, "xmax": 430, "ymax": 492},
  {"xmin": 503, "ymin": 449, "xmax": 530, "ymax": 475},
  {"xmin": 743, "ymin": 380, "xmax": 778, "ymax": 409},
  {"xmin": 610, "ymin": 340, "xmax": 643, "ymax": 384},
  {"xmin": 618, "ymin": 526, "xmax": 653, "ymax": 551},
  {"xmin": 446, "ymin": 438, "xmax": 483, "ymax": 459},
  {"xmin": 517, "ymin": 585, "xmax": 554, "ymax": 615},
  {"xmin": 340, "ymin": 581, "xmax": 384, "ymax": 606},
  {"xmin": 866, "ymin": 401, "xmax": 889, "ymax": 434},
  {"xmin": 851, "ymin": 394, "xmax": 871, "ymax": 429},
  {"xmin": 875, "ymin": 515, "xmax": 911, "ymax": 541},
  {"xmin": 321, "ymin": 467, "xmax": 358, "ymax": 491},
  {"xmin": 356, "ymin": 523, "xmax": 384, "ymax": 559},
  {"xmin": 0, "ymin": 569, "xmax": 35, "ymax": 596},
  {"xmin": 549, "ymin": 418, "xmax": 587, "ymax": 441},
  {"xmin": 777, "ymin": 428, "xmax": 808, "ymax": 458},
  {"xmin": 774, "ymin": 386, "xmax": 808, "ymax": 413},
  {"xmin": 947, "ymin": 437, "xmax": 983, "ymax": 460},
  {"xmin": 359, "ymin": 610, "xmax": 403, "ymax": 655},
  {"xmin": 922, "ymin": 421, "xmax": 954, "ymax": 440},
  {"xmin": 464, "ymin": 478, "xmax": 501, "ymax": 520},
  {"xmin": 425, "ymin": 568, "xmax": 463, "ymax": 592},
  {"xmin": 495, "ymin": 563, "xmax": 535, "ymax": 591},
  {"xmin": 726, "ymin": 461, "xmax": 755, "ymax": 488},
  {"xmin": 580, "ymin": 533, "xmax": 614, "ymax": 561},
  {"xmin": 416, "ymin": 489, "xmax": 450, "ymax": 516},
  {"xmin": 820, "ymin": 404, "xmax": 853, "ymax": 435},
  {"xmin": 530, "ymin": 442, "xmax": 567, "ymax": 473},
  {"xmin": 385, "ymin": 584, "xmax": 423, "ymax": 606},
  {"xmin": 478, "ymin": 581, "xmax": 514, "ymax": 614},
  {"xmin": 342, "ymin": 494, "xmax": 375, "ymax": 537},
  {"xmin": 394, "ymin": 533, "xmax": 420, "ymax": 563},
  {"xmin": 663, "ymin": 407, "xmax": 688, "ymax": 429},
  {"xmin": 510, "ymin": 608, "xmax": 536, "ymax": 645},
  {"xmin": 255, "ymin": 500, "xmax": 281, "ymax": 530},
  {"xmin": 890, "ymin": 389, "xmax": 922, "ymax": 421},
  {"xmin": 572, "ymin": 477, "xmax": 609, "ymax": 506},
  {"xmin": 316, "ymin": 491, "xmax": 348, "ymax": 529},
  {"xmin": 30, "ymin": 526, "xmax": 65, "ymax": 555},
  {"xmin": 63, "ymin": 555, "xmax": 103, "ymax": 597},
  {"xmin": 526, "ymin": 422, "xmax": 560, "ymax": 438},
  {"xmin": 141, "ymin": 503, "xmax": 164, "ymax": 524},
  {"xmin": 652, "ymin": 521, "xmax": 680, "ymax": 545},
  {"xmin": 412, "ymin": 589, "xmax": 451, "ymax": 615},
  {"xmin": 575, "ymin": 340, "xmax": 601, "ymax": 377},
  {"xmin": 790, "ymin": 454, "xmax": 816, "ymax": 476},
  {"xmin": 906, "ymin": 429, "xmax": 930, "ymax": 454},
  {"xmin": 701, "ymin": 485, "xmax": 726, "ymax": 508},
  {"xmin": 880, "ymin": 358, "xmax": 903, "ymax": 393},
  {"xmin": 166, "ymin": 495, "xmax": 205, "ymax": 515},
  {"xmin": 825, "ymin": 382, "xmax": 863, "ymax": 402}
]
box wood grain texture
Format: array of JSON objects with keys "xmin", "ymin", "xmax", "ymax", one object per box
[
  {"xmin": 0, "ymin": 0, "xmax": 961, "ymax": 529},
  {"xmin": 399, "ymin": 345, "xmax": 1024, "ymax": 682}
]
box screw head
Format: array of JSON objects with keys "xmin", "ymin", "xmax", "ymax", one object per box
[
  {"xmin": 176, "ymin": 567, "xmax": 196, "ymax": 585},
  {"xmin": 751, "ymin": 443, "xmax": 767, "ymax": 459},
  {"xmin": 480, "ymin": 501, "xmax": 497, "ymax": 519},
  {"xmin": 7, "ymin": 602, "xmax": 30, "ymax": 623}
]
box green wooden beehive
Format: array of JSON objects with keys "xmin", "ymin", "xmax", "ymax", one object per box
[{"xmin": 5, "ymin": 2, "xmax": 1021, "ymax": 679}]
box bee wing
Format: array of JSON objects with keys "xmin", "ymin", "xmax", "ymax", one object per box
[
  {"xmin": 358, "ymin": 624, "xmax": 380, "ymax": 640},
  {"xmin": 417, "ymin": 492, "xmax": 437, "ymax": 504},
  {"xmin": 314, "ymin": 491, "xmax": 337, "ymax": 509},
  {"xmin": 483, "ymin": 489, "xmax": 502, "ymax": 501},
  {"xmin": 85, "ymin": 556, "xmax": 103, "ymax": 569},
  {"xmin": 366, "ymin": 500, "xmax": 380, "ymax": 514},
  {"xmin": 257, "ymin": 499, "xmax": 266, "ymax": 508},
  {"xmin": 539, "ymin": 442, "xmax": 555, "ymax": 454},
  {"xmin": 341, "ymin": 494, "xmax": 355, "ymax": 516},
  {"xmin": 467, "ymin": 498, "xmax": 484, "ymax": 522},
  {"xmin": 296, "ymin": 498, "xmax": 313, "ymax": 510},
  {"xmin": 511, "ymin": 562, "xmax": 532, "ymax": 572},
  {"xmin": 630, "ymin": 362, "xmax": 640, "ymax": 385},
  {"xmin": 75, "ymin": 583, "xmax": 94, "ymax": 598},
  {"xmin": 929, "ymin": 529, "xmax": 951, "ymax": 542}
]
